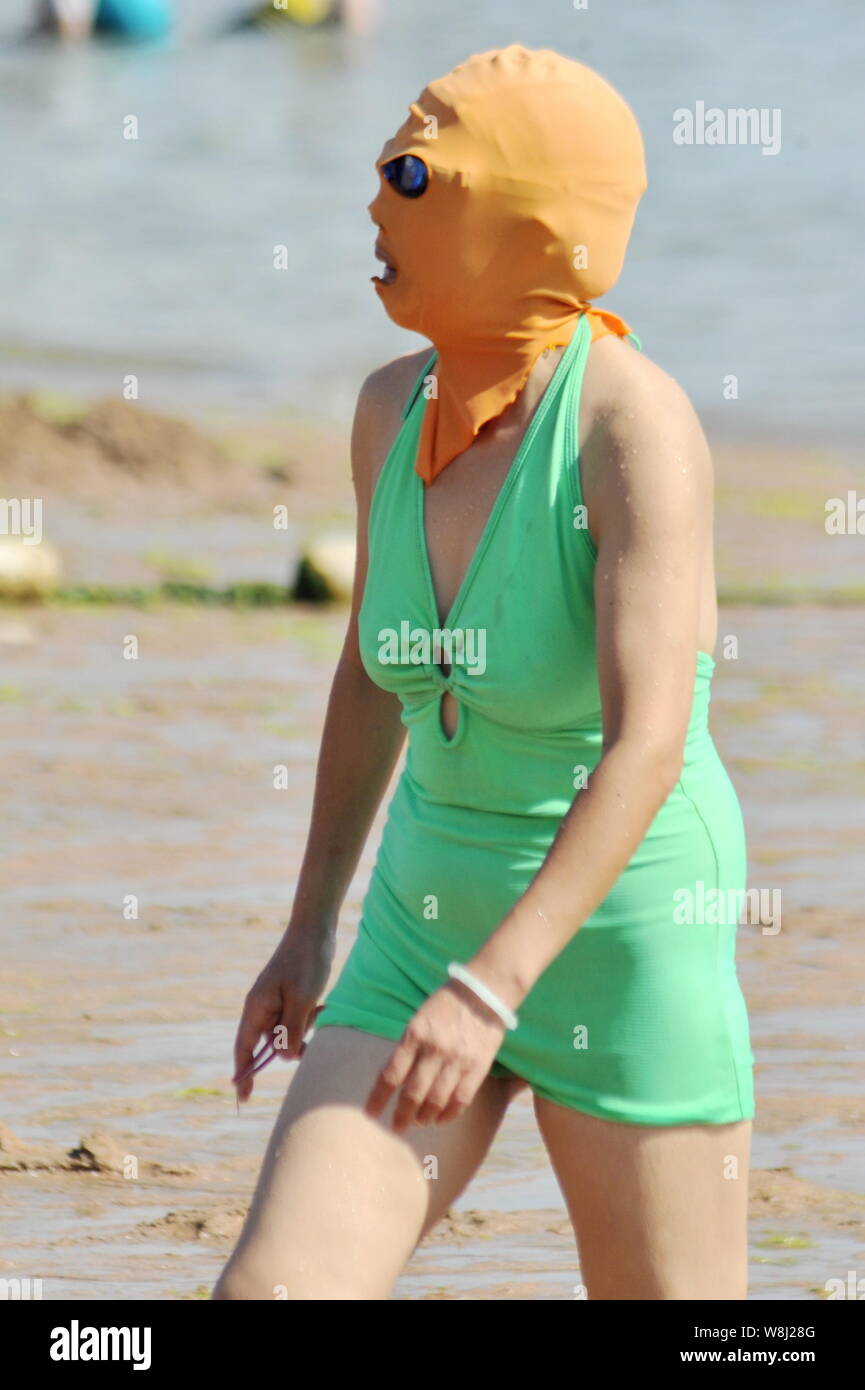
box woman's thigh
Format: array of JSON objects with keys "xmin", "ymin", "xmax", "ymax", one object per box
[
  {"xmin": 213, "ymin": 1025, "xmax": 515, "ymax": 1300},
  {"xmin": 535, "ymin": 1095, "xmax": 751, "ymax": 1300}
]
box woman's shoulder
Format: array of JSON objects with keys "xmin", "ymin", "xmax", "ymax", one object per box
[
  {"xmin": 582, "ymin": 334, "xmax": 710, "ymax": 467},
  {"xmin": 350, "ymin": 348, "xmax": 433, "ymax": 505},
  {"xmin": 579, "ymin": 333, "xmax": 713, "ymax": 542},
  {"xmin": 358, "ymin": 347, "xmax": 433, "ymax": 416},
  {"xmin": 583, "ymin": 333, "xmax": 704, "ymax": 438}
]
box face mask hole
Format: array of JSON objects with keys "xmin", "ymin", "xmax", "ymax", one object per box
[{"xmin": 381, "ymin": 154, "xmax": 429, "ymax": 198}]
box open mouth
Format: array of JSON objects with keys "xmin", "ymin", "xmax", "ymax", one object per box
[{"xmin": 372, "ymin": 246, "xmax": 398, "ymax": 286}]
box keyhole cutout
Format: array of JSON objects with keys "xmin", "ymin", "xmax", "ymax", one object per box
[{"xmin": 438, "ymin": 689, "xmax": 460, "ymax": 742}]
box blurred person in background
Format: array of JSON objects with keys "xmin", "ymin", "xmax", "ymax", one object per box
[
  {"xmin": 228, "ymin": 0, "xmax": 379, "ymax": 36},
  {"xmin": 32, "ymin": 0, "xmax": 172, "ymax": 41}
]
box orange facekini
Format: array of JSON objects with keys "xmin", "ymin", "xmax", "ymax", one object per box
[{"xmin": 368, "ymin": 45, "xmax": 648, "ymax": 485}]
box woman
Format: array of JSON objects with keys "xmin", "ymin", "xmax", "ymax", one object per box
[{"xmin": 214, "ymin": 45, "xmax": 754, "ymax": 1302}]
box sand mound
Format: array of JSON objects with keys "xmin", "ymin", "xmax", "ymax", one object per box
[
  {"xmin": 0, "ymin": 1121, "xmax": 61, "ymax": 1172},
  {"xmin": 0, "ymin": 1123, "xmax": 129, "ymax": 1174},
  {"xmin": 66, "ymin": 1131, "xmax": 130, "ymax": 1175},
  {"xmin": 0, "ymin": 394, "xmax": 284, "ymax": 510},
  {"xmin": 64, "ymin": 399, "xmax": 234, "ymax": 487},
  {"xmin": 749, "ymin": 1166, "xmax": 865, "ymax": 1225},
  {"xmin": 130, "ymin": 1206, "xmax": 246, "ymax": 1243},
  {"xmin": 0, "ymin": 1123, "xmax": 195, "ymax": 1179}
]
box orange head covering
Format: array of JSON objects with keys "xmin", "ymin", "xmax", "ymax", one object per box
[{"xmin": 368, "ymin": 45, "xmax": 647, "ymax": 485}]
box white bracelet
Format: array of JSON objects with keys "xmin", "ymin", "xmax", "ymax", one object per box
[{"xmin": 446, "ymin": 962, "xmax": 519, "ymax": 1031}]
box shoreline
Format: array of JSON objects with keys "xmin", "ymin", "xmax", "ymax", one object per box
[
  {"xmin": 2, "ymin": 351, "xmax": 863, "ymax": 457},
  {"xmin": 1, "ymin": 387, "xmax": 862, "ymax": 604}
]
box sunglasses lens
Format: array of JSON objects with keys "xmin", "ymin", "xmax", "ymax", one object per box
[{"xmin": 382, "ymin": 154, "xmax": 428, "ymax": 198}]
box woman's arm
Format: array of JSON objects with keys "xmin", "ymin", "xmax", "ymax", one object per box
[
  {"xmin": 233, "ymin": 365, "xmax": 409, "ymax": 1096},
  {"xmin": 468, "ymin": 361, "xmax": 713, "ymax": 1010},
  {"xmin": 285, "ymin": 367, "xmax": 409, "ymax": 936}
]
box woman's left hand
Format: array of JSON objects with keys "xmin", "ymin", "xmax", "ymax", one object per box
[{"xmin": 365, "ymin": 980, "xmax": 507, "ymax": 1131}]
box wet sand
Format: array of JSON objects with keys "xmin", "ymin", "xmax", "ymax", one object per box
[
  {"xmin": 1, "ymin": 399, "xmax": 863, "ymax": 1300},
  {"xmin": 2, "ymin": 600, "xmax": 863, "ymax": 1300}
]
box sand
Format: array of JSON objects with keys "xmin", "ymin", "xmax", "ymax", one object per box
[{"xmin": 1, "ymin": 396, "xmax": 863, "ymax": 1300}]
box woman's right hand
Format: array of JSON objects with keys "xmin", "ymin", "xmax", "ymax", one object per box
[{"xmin": 232, "ymin": 928, "xmax": 335, "ymax": 1103}]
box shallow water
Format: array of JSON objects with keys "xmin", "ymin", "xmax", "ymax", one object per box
[{"xmin": 1, "ymin": 0, "xmax": 863, "ymax": 440}]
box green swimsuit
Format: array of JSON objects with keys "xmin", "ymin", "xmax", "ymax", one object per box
[{"xmin": 315, "ymin": 315, "xmax": 755, "ymax": 1125}]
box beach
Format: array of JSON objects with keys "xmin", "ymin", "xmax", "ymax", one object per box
[
  {"xmin": 1, "ymin": 0, "xmax": 862, "ymax": 1305},
  {"xmin": 1, "ymin": 395, "xmax": 863, "ymax": 1300}
]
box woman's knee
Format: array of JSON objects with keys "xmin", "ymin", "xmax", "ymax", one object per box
[
  {"xmin": 212, "ymin": 1252, "xmax": 381, "ymax": 1301},
  {"xmin": 212, "ymin": 1256, "xmax": 304, "ymax": 1302},
  {"xmin": 211, "ymin": 1261, "xmax": 268, "ymax": 1301}
]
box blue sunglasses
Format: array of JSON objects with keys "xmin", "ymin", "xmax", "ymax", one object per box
[{"xmin": 381, "ymin": 154, "xmax": 429, "ymax": 198}]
